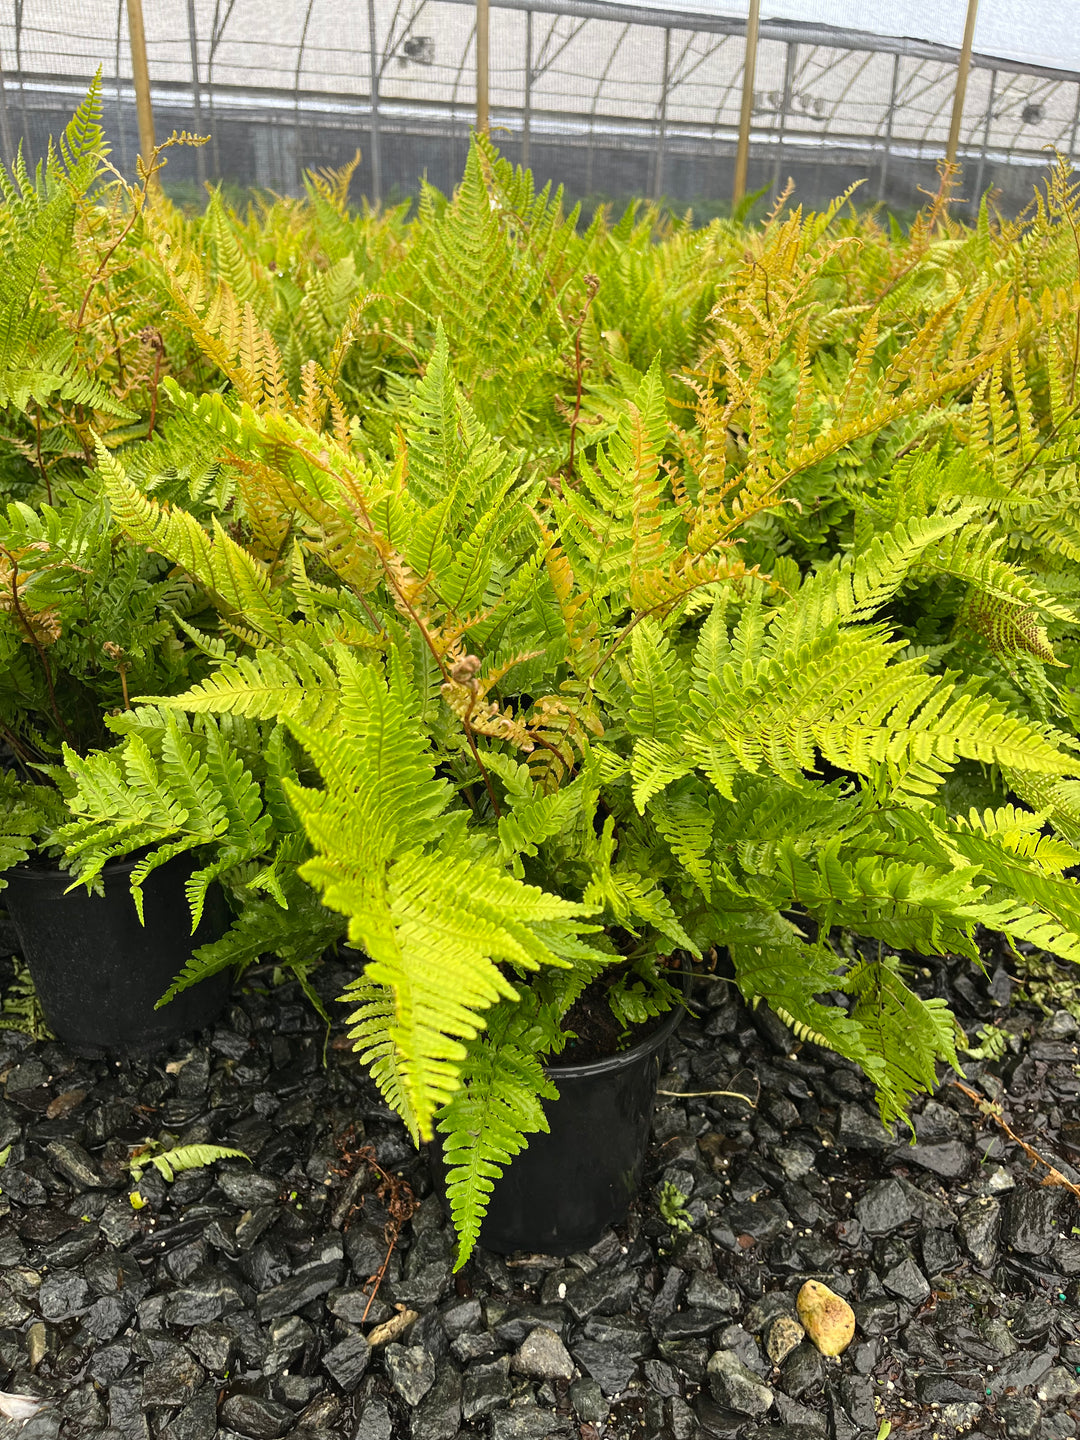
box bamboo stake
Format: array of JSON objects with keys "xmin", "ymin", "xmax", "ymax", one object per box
[
  {"xmin": 945, "ymin": 0, "xmax": 980, "ymax": 166},
  {"xmin": 732, "ymin": 0, "xmax": 761, "ymax": 208},
  {"xmin": 476, "ymin": 0, "xmax": 490, "ymax": 135},
  {"xmin": 126, "ymin": 0, "xmax": 156, "ymax": 177}
]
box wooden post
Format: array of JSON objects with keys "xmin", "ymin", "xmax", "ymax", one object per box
[
  {"xmin": 732, "ymin": 0, "xmax": 760, "ymax": 208},
  {"xmin": 476, "ymin": 0, "xmax": 490, "ymax": 135},
  {"xmin": 945, "ymin": 0, "xmax": 979, "ymax": 166},
  {"xmin": 126, "ymin": 0, "xmax": 156, "ymax": 174}
]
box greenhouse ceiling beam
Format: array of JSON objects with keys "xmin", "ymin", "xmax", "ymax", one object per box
[{"xmin": 435, "ymin": 0, "xmax": 1079, "ymax": 84}]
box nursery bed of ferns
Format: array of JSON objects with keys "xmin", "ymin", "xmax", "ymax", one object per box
[{"xmin": 4, "ymin": 75, "xmax": 1080, "ymax": 1438}]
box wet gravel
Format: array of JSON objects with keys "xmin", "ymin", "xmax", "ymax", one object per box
[{"xmin": 1, "ymin": 935, "xmax": 1079, "ymax": 1440}]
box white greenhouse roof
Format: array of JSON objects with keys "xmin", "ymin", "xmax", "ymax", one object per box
[{"xmin": 598, "ymin": 1, "xmax": 1080, "ymax": 74}]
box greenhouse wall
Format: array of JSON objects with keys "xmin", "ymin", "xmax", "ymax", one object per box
[{"xmin": 2, "ymin": 0, "xmax": 1078, "ymax": 214}]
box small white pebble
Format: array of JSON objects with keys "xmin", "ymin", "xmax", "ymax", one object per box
[{"xmin": 557, "ymin": 1283, "xmax": 566, "ymax": 1299}]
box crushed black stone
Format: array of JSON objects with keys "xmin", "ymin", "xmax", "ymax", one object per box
[{"xmin": 0, "ymin": 940, "xmax": 1079, "ymax": 1440}]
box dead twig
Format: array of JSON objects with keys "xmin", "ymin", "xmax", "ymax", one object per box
[
  {"xmin": 330, "ymin": 1125, "xmax": 419, "ymax": 1321},
  {"xmin": 366, "ymin": 1307, "xmax": 420, "ymax": 1348},
  {"xmin": 952, "ymin": 1080, "xmax": 1080, "ymax": 1199},
  {"xmin": 564, "ymin": 273, "xmax": 599, "ymax": 480}
]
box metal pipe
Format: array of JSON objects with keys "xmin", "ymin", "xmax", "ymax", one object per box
[
  {"xmin": 185, "ymin": 0, "xmax": 205, "ymax": 186},
  {"xmin": 585, "ymin": 21, "xmax": 628, "ymax": 194},
  {"xmin": 126, "ymin": 0, "xmax": 156, "ymax": 177},
  {"xmin": 366, "ymin": 0, "xmax": 382, "ymax": 203},
  {"xmin": 113, "ymin": 0, "xmax": 130, "ymax": 174},
  {"xmin": 207, "ymin": 0, "xmax": 240, "ymax": 181},
  {"xmin": 945, "ymin": 0, "xmax": 980, "ymax": 165},
  {"xmin": 972, "ymin": 68, "xmax": 996, "ymax": 208},
  {"xmin": 877, "ymin": 50, "xmax": 901, "ymax": 202},
  {"xmin": 654, "ymin": 26, "xmax": 670, "ymax": 200},
  {"xmin": 477, "ymin": 0, "xmax": 490, "ymax": 133},
  {"xmin": 13, "ymin": 0, "xmax": 29, "ymax": 161},
  {"xmin": 293, "ymin": 0, "xmax": 317, "ymax": 191},
  {"xmin": 523, "ymin": 9, "xmax": 532, "ymax": 168},
  {"xmin": 436, "ymin": 0, "xmax": 1064, "ymax": 83},
  {"xmin": 0, "ymin": 44, "xmax": 15, "ymax": 163},
  {"xmin": 732, "ymin": 0, "xmax": 760, "ymax": 207},
  {"xmin": 772, "ymin": 40, "xmax": 795, "ymax": 198}
]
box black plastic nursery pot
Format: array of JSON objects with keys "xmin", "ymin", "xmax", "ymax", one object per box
[
  {"xmin": 2, "ymin": 853, "xmax": 231, "ymax": 1056},
  {"xmin": 439, "ymin": 991, "xmax": 687, "ymax": 1257}
]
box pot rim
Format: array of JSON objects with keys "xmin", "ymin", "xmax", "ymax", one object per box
[
  {"xmin": 543, "ymin": 961, "xmax": 691, "ymax": 1079},
  {"xmin": 6, "ymin": 851, "xmax": 154, "ymax": 884}
]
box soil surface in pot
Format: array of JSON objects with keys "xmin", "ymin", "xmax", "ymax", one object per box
[
  {"xmin": 555, "ymin": 963, "xmax": 678, "ymax": 1064},
  {"xmin": 0, "ymin": 924, "xmax": 1078, "ymax": 1440}
]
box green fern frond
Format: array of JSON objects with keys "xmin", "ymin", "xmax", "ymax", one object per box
[
  {"xmin": 844, "ymin": 957, "xmax": 961, "ymax": 1131},
  {"xmin": 96, "ymin": 443, "xmax": 286, "ymax": 641},
  {"xmin": 438, "ymin": 1028, "xmax": 558, "ymax": 1268},
  {"xmin": 284, "ymin": 651, "xmax": 590, "ymax": 1138},
  {"xmin": 129, "ymin": 1143, "xmax": 250, "ymax": 1184}
]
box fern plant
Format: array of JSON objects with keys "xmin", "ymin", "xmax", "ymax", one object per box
[
  {"xmin": 0, "ymin": 75, "xmax": 128, "ymax": 429},
  {"xmin": 15, "ymin": 101, "xmax": 1080, "ymax": 1263},
  {"xmin": 64, "ymin": 309, "xmax": 1080, "ymax": 1265}
]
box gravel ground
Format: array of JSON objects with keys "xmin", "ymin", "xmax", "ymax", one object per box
[{"xmin": 0, "ymin": 932, "xmax": 1079, "ymax": 1440}]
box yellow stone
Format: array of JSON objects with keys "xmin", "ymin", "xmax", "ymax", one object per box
[{"xmin": 796, "ymin": 1280, "xmax": 855, "ymax": 1357}]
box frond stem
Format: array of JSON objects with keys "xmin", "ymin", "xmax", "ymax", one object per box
[
  {"xmin": 33, "ymin": 406, "xmax": 52, "ymax": 504},
  {"xmin": 462, "ymin": 689, "xmax": 502, "ymax": 818},
  {"xmin": 0, "ymin": 546, "xmax": 75, "ymax": 749}
]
